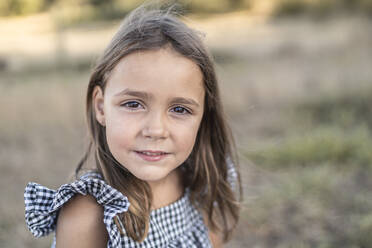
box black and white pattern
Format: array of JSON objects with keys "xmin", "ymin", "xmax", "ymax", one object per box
[
  {"xmin": 226, "ymin": 156, "xmax": 238, "ymax": 192},
  {"xmin": 24, "ymin": 172, "xmax": 212, "ymax": 248}
]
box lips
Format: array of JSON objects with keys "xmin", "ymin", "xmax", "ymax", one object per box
[
  {"xmin": 135, "ymin": 150, "xmax": 170, "ymax": 162},
  {"xmin": 136, "ymin": 150, "xmax": 169, "ymax": 156}
]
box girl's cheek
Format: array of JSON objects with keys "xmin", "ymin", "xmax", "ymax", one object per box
[
  {"xmin": 109, "ymin": 110, "xmax": 142, "ymax": 125},
  {"xmin": 174, "ymin": 122, "xmax": 200, "ymax": 143},
  {"xmin": 106, "ymin": 113, "xmax": 140, "ymax": 138}
]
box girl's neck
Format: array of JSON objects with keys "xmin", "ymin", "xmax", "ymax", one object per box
[{"xmin": 148, "ymin": 168, "xmax": 184, "ymax": 210}]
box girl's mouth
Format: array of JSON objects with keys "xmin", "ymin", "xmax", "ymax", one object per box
[{"xmin": 135, "ymin": 150, "xmax": 170, "ymax": 162}]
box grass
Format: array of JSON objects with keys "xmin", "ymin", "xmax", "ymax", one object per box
[
  {"xmin": 247, "ymin": 125, "xmax": 372, "ymax": 169},
  {"xmin": 239, "ymin": 86, "xmax": 372, "ymax": 247},
  {"xmin": 246, "ymin": 86, "xmax": 372, "ymax": 169},
  {"xmin": 238, "ymin": 165, "xmax": 372, "ymax": 248},
  {"xmin": 296, "ymin": 88, "xmax": 372, "ymax": 130}
]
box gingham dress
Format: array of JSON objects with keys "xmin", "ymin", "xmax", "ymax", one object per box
[{"xmin": 24, "ymin": 172, "xmax": 212, "ymax": 248}]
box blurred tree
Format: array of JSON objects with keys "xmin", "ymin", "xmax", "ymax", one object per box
[
  {"xmin": 0, "ymin": 0, "xmax": 57, "ymax": 16},
  {"xmin": 1, "ymin": 0, "xmax": 372, "ymax": 17},
  {"xmin": 0, "ymin": 0, "xmax": 254, "ymax": 17},
  {"xmin": 185, "ymin": 0, "xmax": 247, "ymax": 13},
  {"xmin": 274, "ymin": 0, "xmax": 372, "ymax": 16},
  {"xmin": 89, "ymin": 0, "xmax": 114, "ymax": 6}
]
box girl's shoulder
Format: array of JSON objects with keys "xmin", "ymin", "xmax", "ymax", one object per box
[
  {"xmin": 24, "ymin": 171, "xmax": 129, "ymax": 247},
  {"xmin": 55, "ymin": 193, "xmax": 108, "ymax": 247}
]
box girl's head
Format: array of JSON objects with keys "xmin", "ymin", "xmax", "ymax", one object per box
[
  {"xmin": 92, "ymin": 47, "xmax": 205, "ymax": 183},
  {"xmin": 77, "ymin": 3, "xmax": 241, "ymax": 242}
]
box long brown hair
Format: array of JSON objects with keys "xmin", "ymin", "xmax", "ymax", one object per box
[{"xmin": 76, "ymin": 2, "xmax": 242, "ymax": 242}]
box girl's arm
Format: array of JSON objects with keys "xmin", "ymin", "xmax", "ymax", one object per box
[
  {"xmin": 203, "ymin": 212, "xmax": 224, "ymax": 248},
  {"xmin": 209, "ymin": 229, "xmax": 224, "ymax": 248},
  {"xmin": 55, "ymin": 194, "xmax": 108, "ymax": 248}
]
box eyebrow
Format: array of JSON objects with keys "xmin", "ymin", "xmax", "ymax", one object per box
[
  {"xmin": 114, "ymin": 88, "xmax": 200, "ymax": 108},
  {"xmin": 114, "ymin": 88, "xmax": 151, "ymax": 100},
  {"xmin": 170, "ymin": 97, "xmax": 200, "ymax": 108}
]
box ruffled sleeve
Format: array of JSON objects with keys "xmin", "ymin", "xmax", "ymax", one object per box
[{"xmin": 24, "ymin": 172, "xmax": 130, "ymax": 247}]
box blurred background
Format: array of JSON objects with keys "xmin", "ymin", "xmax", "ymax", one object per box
[{"xmin": 1, "ymin": 0, "xmax": 372, "ymax": 247}]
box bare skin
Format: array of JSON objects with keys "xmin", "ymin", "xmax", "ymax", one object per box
[
  {"xmin": 203, "ymin": 212, "xmax": 224, "ymax": 248},
  {"xmin": 55, "ymin": 195, "xmax": 108, "ymax": 248},
  {"xmin": 209, "ymin": 230, "xmax": 224, "ymax": 248},
  {"xmin": 148, "ymin": 168, "xmax": 184, "ymax": 210}
]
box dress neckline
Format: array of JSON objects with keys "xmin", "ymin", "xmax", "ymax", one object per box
[
  {"xmin": 81, "ymin": 170, "xmax": 191, "ymax": 214},
  {"xmin": 150, "ymin": 187, "xmax": 190, "ymax": 215}
]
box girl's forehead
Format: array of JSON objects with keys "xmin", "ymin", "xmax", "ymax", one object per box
[
  {"xmin": 105, "ymin": 48, "xmax": 205, "ymax": 98},
  {"xmin": 111, "ymin": 48, "xmax": 200, "ymax": 77}
]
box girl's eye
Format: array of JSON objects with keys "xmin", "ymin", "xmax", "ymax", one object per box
[
  {"xmin": 171, "ymin": 106, "xmax": 191, "ymax": 115},
  {"xmin": 121, "ymin": 101, "xmax": 143, "ymax": 110}
]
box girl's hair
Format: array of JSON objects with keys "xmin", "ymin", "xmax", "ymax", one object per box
[{"xmin": 75, "ymin": 2, "xmax": 242, "ymax": 243}]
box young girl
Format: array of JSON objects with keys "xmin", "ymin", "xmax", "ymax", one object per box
[{"xmin": 24, "ymin": 3, "xmax": 241, "ymax": 248}]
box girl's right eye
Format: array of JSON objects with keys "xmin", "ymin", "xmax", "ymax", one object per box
[{"xmin": 121, "ymin": 101, "xmax": 144, "ymax": 110}]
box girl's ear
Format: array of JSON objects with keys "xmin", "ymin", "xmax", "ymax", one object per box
[{"xmin": 92, "ymin": 86, "xmax": 106, "ymax": 126}]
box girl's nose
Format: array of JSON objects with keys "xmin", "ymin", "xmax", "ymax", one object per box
[{"xmin": 141, "ymin": 111, "xmax": 169, "ymax": 139}]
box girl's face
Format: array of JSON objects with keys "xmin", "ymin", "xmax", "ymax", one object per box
[{"xmin": 93, "ymin": 47, "xmax": 205, "ymax": 184}]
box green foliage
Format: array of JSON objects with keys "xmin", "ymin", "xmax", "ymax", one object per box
[
  {"xmin": 274, "ymin": 0, "xmax": 372, "ymax": 17},
  {"xmin": 0, "ymin": 0, "xmax": 252, "ymax": 17},
  {"xmin": 273, "ymin": 0, "xmax": 310, "ymax": 16},
  {"xmin": 0, "ymin": 0, "xmax": 52, "ymax": 16},
  {"xmin": 184, "ymin": 0, "xmax": 250, "ymax": 13},
  {"xmin": 247, "ymin": 87, "xmax": 372, "ymax": 169},
  {"xmin": 247, "ymin": 126, "xmax": 372, "ymax": 168}
]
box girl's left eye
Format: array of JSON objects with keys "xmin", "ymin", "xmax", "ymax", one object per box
[
  {"xmin": 121, "ymin": 101, "xmax": 144, "ymax": 109},
  {"xmin": 170, "ymin": 106, "xmax": 191, "ymax": 115}
]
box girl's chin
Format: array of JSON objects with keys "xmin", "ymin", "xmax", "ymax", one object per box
[
  {"xmin": 131, "ymin": 167, "xmax": 181, "ymax": 185},
  {"xmin": 131, "ymin": 170, "xmax": 171, "ymax": 183}
]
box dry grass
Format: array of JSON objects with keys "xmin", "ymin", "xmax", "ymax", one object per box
[{"xmin": 1, "ymin": 10, "xmax": 372, "ymax": 247}]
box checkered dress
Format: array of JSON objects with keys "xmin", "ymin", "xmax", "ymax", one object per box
[{"xmin": 24, "ymin": 172, "xmax": 212, "ymax": 248}]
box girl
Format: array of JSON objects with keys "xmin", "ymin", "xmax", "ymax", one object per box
[{"xmin": 24, "ymin": 3, "xmax": 241, "ymax": 248}]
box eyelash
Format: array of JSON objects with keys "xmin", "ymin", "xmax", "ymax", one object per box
[
  {"xmin": 121, "ymin": 101, "xmax": 192, "ymax": 115},
  {"xmin": 122, "ymin": 101, "xmax": 143, "ymax": 110},
  {"xmin": 170, "ymin": 106, "xmax": 192, "ymax": 115}
]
